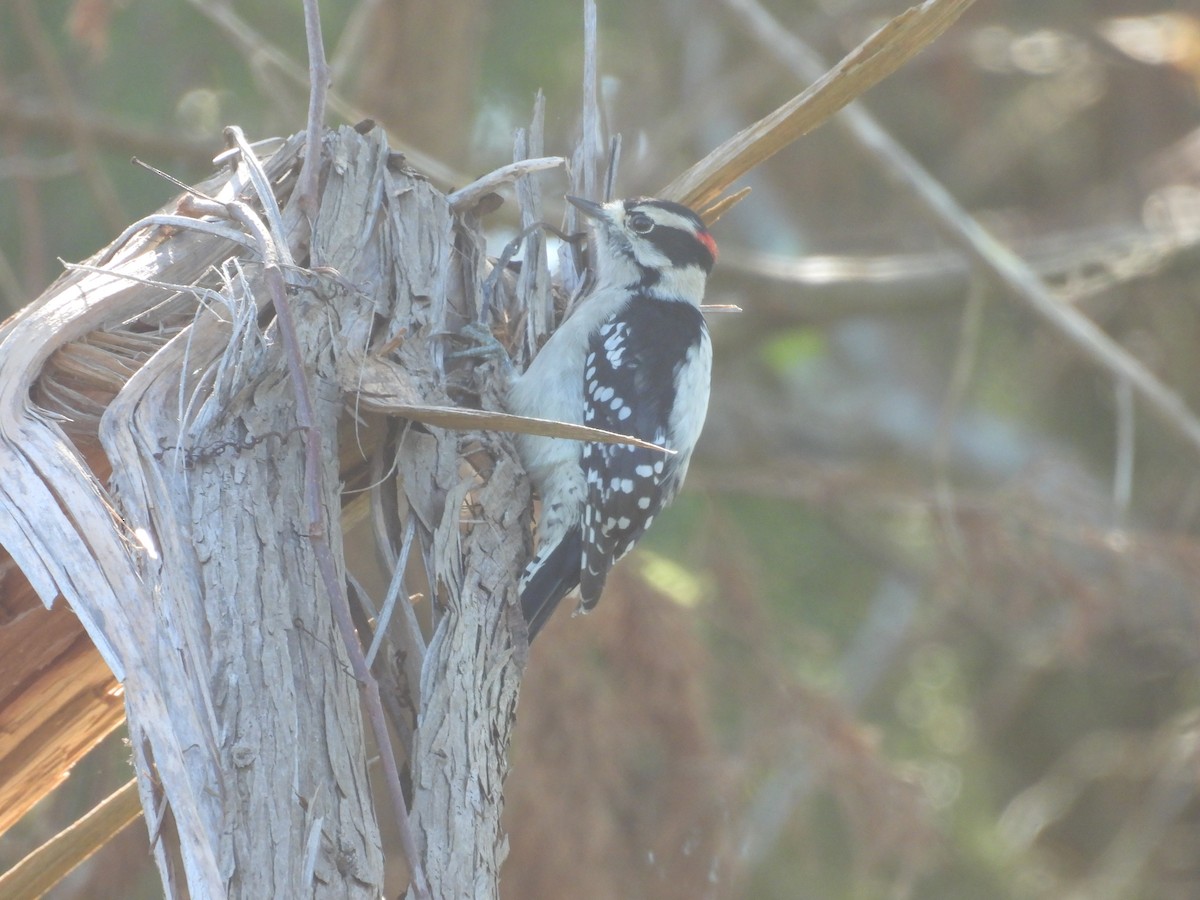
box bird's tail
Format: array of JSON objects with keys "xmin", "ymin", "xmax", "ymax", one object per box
[{"xmin": 520, "ymin": 525, "xmax": 583, "ymax": 641}]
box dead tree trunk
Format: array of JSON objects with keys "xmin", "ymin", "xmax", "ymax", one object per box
[{"xmin": 0, "ymin": 121, "xmax": 545, "ymax": 898}]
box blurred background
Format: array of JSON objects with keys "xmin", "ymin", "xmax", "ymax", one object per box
[{"xmin": 4, "ymin": 0, "xmax": 1200, "ymax": 897}]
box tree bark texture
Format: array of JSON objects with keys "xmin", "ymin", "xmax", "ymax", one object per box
[{"xmin": 0, "ymin": 123, "xmax": 536, "ymax": 898}]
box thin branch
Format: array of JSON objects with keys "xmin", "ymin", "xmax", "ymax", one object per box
[
  {"xmin": 94, "ymin": 214, "xmax": 260, "ymax": 266},
  {"xmin": 575, "ymin": 0, "xmax": 602, "ymax": 204},
  {"xmin": 1068, "ymin": 725, "xmax": 1199, "ymax": 899},
  {"xmin": 0, "ymin": 778, "xmax": 142, "ymax": 898},
  {"xmin": 329, "ymin": 0, "xmax": 385, "ymax": 85},
  {"xmin": 562, "ymin": 0, "xmax": 605, "ymax": 297},
  {"xmin": 515, "ymin": 92, "xmax": 552, "ymax": 344},
  {"xmin": 366, "ymin": 514, "xmax": 417, "ymax": 668},
  {"xmin": 0, "ymin": 64, "xmax": 49, "ymax": 301},
  {"xmin": 352, "ymin": 390, "xmax": 677, "ymax": 454},
  {"xmin": 379, "ymin": 517, "xmax": 425, "ymax": 718},
  {"xmin": 0, "ymin": 151, "xmax": 79, "ymax": 180},
  {"xmin": 723, "ymin": 0, "xmax": 1200, "ymax": 461},
  {"xmin": 446, "ymin": 157, "xmax": 566, "ymax": 211},
  {"xmin": 723, "ymin": 222, "xmax": 1200, "ymax": 296},
  {"xmin": 662, "ymin": 0, "xmax": 977, "ymax": 212},
  {"xmin": 0, "ymin": 91, "xmax": 218, "ymax": 166},
  {"xmin": 13, "ymin": 0, "xmax": 128, "ymax": 235},
  {"xmin": 222, "ymin": 127, "xmax": 293, "ymax": 264},
  {"xmin": 933, "ymin": 278, "xmax": 986, "ymax": 562},
  {"xmin": 297, "ymin": 0, "xmax": 330, "ymax": 220},
  {"xmin": 1113, "ymin": 376, "xmax": 1134, "ymax": 521},
  {"xmin": 183, "ymin": 0, "xmax": 465, "ymax": 189},
  {"xmin": 0, "ymin": 241, "xmax": 25, "ymax": 314}
]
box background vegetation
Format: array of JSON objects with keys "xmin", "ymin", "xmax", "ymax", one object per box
[{"xmin": 3, "ymin": 0, "xmax": 1200, "ymax": 897}]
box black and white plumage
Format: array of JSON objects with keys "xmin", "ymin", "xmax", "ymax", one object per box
[{"xmin": 507, "ymin": 195, "xmax": 717, "ymax": 640}]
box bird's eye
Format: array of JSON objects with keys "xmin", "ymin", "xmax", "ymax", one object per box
[{"xmin": 628, "ymin": 212, "xmax": 654, "ymax": 234}]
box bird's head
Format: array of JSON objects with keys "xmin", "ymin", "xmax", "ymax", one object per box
[{"xmin": 567, "ymin": 195, "xmax": 718, "ymax": 303}]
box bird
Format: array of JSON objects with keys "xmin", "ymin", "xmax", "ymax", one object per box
[{"xmin": 505, "ymin": 194, "xmax": 717, "ymax": 640}]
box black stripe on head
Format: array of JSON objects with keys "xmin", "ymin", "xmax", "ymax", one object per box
[{"xmin": 624, "ymin": 198, "xmax": 718, "ymax": 274}]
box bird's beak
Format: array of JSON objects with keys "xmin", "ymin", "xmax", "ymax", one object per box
[{"xmin": 565, "ymin": 195, "xmax": 605, "ymax": 220}]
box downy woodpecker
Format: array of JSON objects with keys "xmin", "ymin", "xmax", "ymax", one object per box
[{"xmin": 509, "ymin": 195, "xmax": 717, "ymax": 639}]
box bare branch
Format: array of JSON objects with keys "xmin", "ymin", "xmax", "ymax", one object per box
[
  {"xmin": 661, "ymin": 0, "xmax": 977, "ymax": 212},
  {"xmin": 365, "ymin": 515, "xmax": 418, "ymax": 668},
  {"xmin": 13, "ymin": 0, "xmax": 127, "ymax": 234},
  {"xmin": 446, "ymin": 156, "xmax": 566, "ymax": 211},
  {"xmin": 0, "ymin": 778, "xmax": 141, "ymax": 898},
  {"xmin": 724, "ymin": 0, "xmax": 1200, "ymax": 460},
  {"xmin": 329, "ymin": 0, "xmax": 385, "ymax": 85},
  {"xmin": 183, "ymin": 0, "xmax": 466, "ymax": 188},
  {"xmin": 0, "ymin": 93, "xmax": 216, "ymax": 165},
  {"xmin": 562, "ymin": 0, "xmax": 605, "ymax": 296},
  {"xmin": 297, "ymin": 0, "xmax": 331, "ymax": 219}
]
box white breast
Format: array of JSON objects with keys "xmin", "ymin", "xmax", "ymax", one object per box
[{"xmin": 507, "ymin": 286, "xmax": 632, "ymax": 495}]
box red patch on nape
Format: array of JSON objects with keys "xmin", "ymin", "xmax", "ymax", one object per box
[{"xmin": 697, "ymin": 230, "xmax": 719, "ymax": 263}]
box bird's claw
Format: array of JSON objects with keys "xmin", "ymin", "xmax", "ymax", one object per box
[{"xmin": 446, "ymin": 322, "xmax": 514, "ymax": 372}]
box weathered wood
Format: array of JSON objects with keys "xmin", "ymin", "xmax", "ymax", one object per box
[
  {"xmin": 0, "ymin": 149, "xmax": 289, "ymax": 894},
  {"xmin": 0, "ymin": 777, "xmax": 141, "ymax": 898},
  {"xmin": 407, "ymin": 449, "xmax": 528, "ymax": 897},
  {"xmin": 0, "ymin": 119, "xmax": 549, "ymax": 899},
  {"xmin": 0, "ymin": 596, "xmax": 123, "ymax": 835}
]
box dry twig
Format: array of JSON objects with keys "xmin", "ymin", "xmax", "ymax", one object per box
[
  {"xmin": 182, "ymin": 0, "xmax": 464, "ymax": 188},
  {"xmin": 661, "ymin": 0, "xmax": 977, "ymax": 213},
  {"xmin": 12, "ymin": 0, "xmax": 126, "ymax": 234},
  {"xmin": 0, "ymin": 778, "xmax": 141, "ymax": 899},
  {"xmin": 721, "ymin": 0, "xmax": 1200, "ymax": 461},
  {"xmin": 296, "ymin": 0, "xmax": 330, "ymax": 221}
]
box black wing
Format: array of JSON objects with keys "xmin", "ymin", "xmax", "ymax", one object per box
[{"xmin": 579, "ymin": 296, "xmax": 706, "ymax": 608}]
